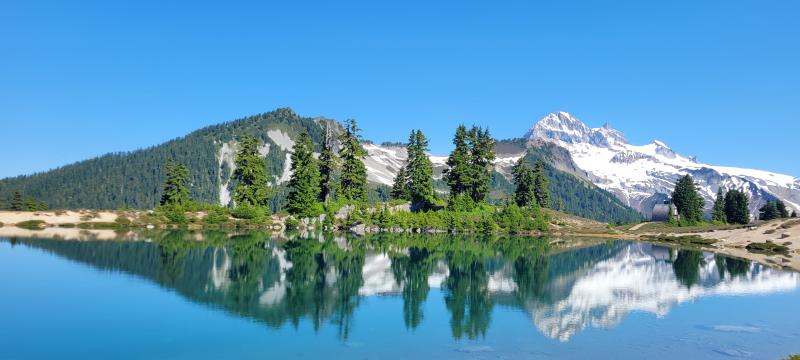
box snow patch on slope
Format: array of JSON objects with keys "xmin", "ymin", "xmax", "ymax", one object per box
[
  {"xmin": 528, "ymin": 112, "xmax": 800, "ymax": 216},
  {"xmin": 267, "ymin": 129, "xmax": 295, "ymax": 152},
  {"xmin": 218, "ymin": 141, "xmax": 237, "ymax": 206}
]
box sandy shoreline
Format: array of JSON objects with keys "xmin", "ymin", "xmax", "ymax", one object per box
[
  {"xmin": 0, "ymin": 210, "xmax": 127, "ymax": 225},
  {"xmin": 692, "ymin": 218, "xmax": 800, "ymax": 272}
]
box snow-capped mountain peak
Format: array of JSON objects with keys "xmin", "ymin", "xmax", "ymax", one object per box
[
  {"xmin": 527, "ymin": 112, "xmax": 800, "ymax": 217},
  {"xmin": 526, "ymin": 111, "xmax": 630, "ymax": 148}
]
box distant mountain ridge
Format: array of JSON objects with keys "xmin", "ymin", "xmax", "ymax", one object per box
[
  {"xmin": 526, "ymin": 111, "xmax": 800, "ymax": 218},
  {"xmin": 0, "ymin": 108, "xmax": 655, "ymax": 223}
]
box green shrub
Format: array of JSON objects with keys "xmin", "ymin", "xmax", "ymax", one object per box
[
  {"xmin": 58, "ymin": 223, "xmax": 76, "ymax": 228},
  {"xmin": 447, "ymin": 193, "xmax": 476, "ymax": 212},
  {"xmin": 16, "ymin": 220, "xmax": 46, "ymax": 230},
  {"xmin": 284, "ymin": 217, "xmax": 301, "ymax": 230},
  {"xmin": 154, "ymin": 205, "xmax": 188, "ymax": 224},
  {"xmin": 204, "ymin": 206, "xmax": 229, "ymax": 224},
  {"xmin": 115, "ymin": 216, "xmax": 132, "ymax": 227},
  {"xmin": 746, "ymin": 241, "xmax": 789, "ymax": 255},
  {"xmin": 231, "ymin": 204, "xmax": 269, "ymax": 224}
]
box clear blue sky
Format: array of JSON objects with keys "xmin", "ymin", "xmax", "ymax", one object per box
[{"xmin": 2, "ymin": 0, "xmax": 798, "ymax": 178}]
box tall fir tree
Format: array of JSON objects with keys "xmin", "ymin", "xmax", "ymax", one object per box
[
  {"xmin": 532, "ymin": 161, "xmax": 550, "ymax": 208},
  {"xmin": 232, "ymin": 135, "xmax": 271, "ymax": 207},
  {"xmin": 511, "ymin": 159, "xmax": 536, "ymax": 208},
  {"xmin": 724, "ymin": 189, "xmax": 750, "ymax": 224},
  {"xmin": 390, "ymin": 166, "xmax": 410, "ymax": 201},
  {"xmin": 318, "ymin": 124, "xmax": 338, "ymax": 203},
  {"xmin": 405, "ymin": 130, "xmax": 435, "ymax": 211},
  {"xmin": 792, "ymin": 210, "xmax": 798, "ymax": 218},
  {"xmin": 337, "ymin": 119, "xmax": 368, "ymax": 203},
  {"xmin": 11, "ymin": 191, "xmax": 24, "ymax": 211},
  {"xmin": 160, "ymin": 161, "xmax": 192, "ymax": 206},
  {"xmin": 286, "ymin": 132, "xmax": 322, "ymax": 217},
  {"xmin": 776, "ymin": 200, "xmax": 789, "ymax": 218},
  {"xmin": 468, "ymin": 126, "xmax": 495, "ymax": 203},
  {"xmin": 671, "ymin": 174, "xmax": 704, "ymax": 224},
  {"xmin": 445, "ymin": 125, "xmax": 473, "ymax": 199},
  {"xmin": 759, "ymin": 201, "xmax": 779, "ymax": 221},
  {"xmin": 711, "ymin": 188, "xmax": 727, "ymax": 223}
]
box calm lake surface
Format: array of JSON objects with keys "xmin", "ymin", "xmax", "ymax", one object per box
[{"xmin": 1, "ymin": 231, "xmax": 799, "ymax": 359}]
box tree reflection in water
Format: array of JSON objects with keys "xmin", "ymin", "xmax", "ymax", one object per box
[{"xmin": 4, "ymin": 231, "xmax": 797, "ymax": 342}]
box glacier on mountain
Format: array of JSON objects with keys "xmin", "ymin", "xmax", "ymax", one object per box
[{"xmin": 526, "ymin": 112, "xmax": 800, "ymax": 217}]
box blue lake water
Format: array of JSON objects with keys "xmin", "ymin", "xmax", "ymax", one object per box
[{"xmin": 1, "ymin": 232, "xmax": 798, "ymax": 359}]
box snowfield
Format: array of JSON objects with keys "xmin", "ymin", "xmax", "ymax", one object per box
[{"xmin": 527, "ymin": 112, "xmax": 800, "ymax": 217}]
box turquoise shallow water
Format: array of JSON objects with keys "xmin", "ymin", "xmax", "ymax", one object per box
[{"xmin": 1, "ymin": 232, "xmax": 799, "ymax": 359}]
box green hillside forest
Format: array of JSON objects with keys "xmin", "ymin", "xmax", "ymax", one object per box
[{"xmin": 0, "ymin": 108, "xmax": 641, "ymax": 223}]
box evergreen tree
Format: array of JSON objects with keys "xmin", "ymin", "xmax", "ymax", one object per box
[
  {"xmin": 11, "ymin": 191, "xmax": 24, "ymax": 211},
  {"xmin": 776, "ymin": 200, "xmax": 789, "ymax": 218},
  {"xmin": 286, "ymin": 132, "xmax": 322, "ymax": 217},
  {"xmin": 23, "ymin": 198, "xmax": 48, "ymax": 211},
  {"xmin": 759, "ymin": 201, "xmax": 779, "ymax": 221},
  {"xmin": 468, "ymin": 126, "xmax": 495, "ymax": 203},
  {"xmin": 711, "ymin": 188, "xmax": 727, "ymax": 223},
  {"xmin": 318, "ymin": 124, "xmax": 338, "ymax": 203},
  {"xmin": 232, "ymin": 135, "xmax": 271, "ymax": 207},
  {"xmin": 445, "ymin": 125, "xmax": 473, "ymax": 199},
  {"xmin": 671, "ymin": 175, "xmax": 704, "ymax": 224},
  {"xmin": 532, "ymin": 161, "xmax": 550, "ymax": 208},
  {"xmin": 160, "ymin": 161, "xmax": 192, "ymax": 206},
  {"xmin": 512, "ymin": 159, "xmax": 536, "ymax": 208},
  {"xmin": 390, "ymin": 166, "xmax": 410, "ymax": 201},
  {"xmin": 405, "ymin": 130, "xmax": 434, "ymax": 211},
  {"xmin": 724, "ymin": 189, "xmax": 750, "ymax": 224},
  {"xmin": 338, "ymin": 119, "xmax": 368, "ymax": 202},
  {"xmin": 792, "ymin": 210, "xmax": 798, "ymax": 218}
]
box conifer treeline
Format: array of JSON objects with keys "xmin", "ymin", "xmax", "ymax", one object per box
[
  {"xmin": 758, "ymin": 199, "xmax": 791, "ymax": 221},
  {"xmin": 671, "ymin": 175, "xmax": 753, "ymax": 225},
  {"xmin": 1, "ymin": 108, "xmax": 649, "ymax": 224}
]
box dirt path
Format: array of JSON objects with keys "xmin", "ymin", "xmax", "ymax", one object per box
[{"xmin": 628, "ymin": 222, "xmax": 653, "ymax": 231}]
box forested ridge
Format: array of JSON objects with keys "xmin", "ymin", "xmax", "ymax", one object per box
[
  {"xmin": 0, "ymin": 108, "xmax": 322, "ymax": 209},
  {"xmin": 0, "ymin": 107, "xmax": 643, "ymax": 223}
]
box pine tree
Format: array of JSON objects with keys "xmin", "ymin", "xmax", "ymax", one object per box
[
  {"xmin": 724, "ymin": 189, "xmax": 750, "ymax": 224},
  {"xmin": 759, "ymin": 201, "xmax": 779, "ymax": 221},
  {"xmin": 671, "ymin": 175, "xmax": 704, "ymax": 225},
  {"xmin": 532, "ymin": 161, "xmax": 550, "ymax": 208},
  {"xmin": 792, "ymin": 210, "xmax": 798, "ymax": 218},
  {"xmin": 405, "ymin": 130, "xmax": 434, "ymax": 211},
  {"xmin": 318, "ymin": 124, "xmax": 338, "ymax": 203},
  {"xmin": 468, "ymin": 126, "xmax": 495, "ymax": 203},
  {"xmin": 776, "ymin": 200, "xmax": 789, "ymax": 218},
  {"xmin": 11, "ymin": 191, "xmax": 24, "ymax": 211},
  {"xmin": 286, "ymin": 132, "xmax": 322, "ymax": 217},
  {"xmin": 445, "ymin": 125, "xmax": 472, "ymax": 199},
  {"xmin": 24, "ymin": 198, "xmax": 48, "ymax": 211},
  {"xmin": 711, "ymin": 188, "xmax": 727, "ymax": 223},
  {"xmin": 338, "ymin": 119, "xmax": 368, "ymax": 203},
  {"xmin": 512, "ymin": 159, "xmax": 536, "ymax": 208},
  {"xmin": 160, "ymin": 161, "xmax": 192, "ymax": 206},
  {"xmin": 232, "ymin": 135, "xmax": 271, "ymax": 207},
  {"xmin": 391, "ymin": 166, "xmax": 410, "ymax": 201}
]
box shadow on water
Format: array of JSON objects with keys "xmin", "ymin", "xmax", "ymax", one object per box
[{"xmin": 2, "ymin": 230, "xmax": 797, "ymax": 342}]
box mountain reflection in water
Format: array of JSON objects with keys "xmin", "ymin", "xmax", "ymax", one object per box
[{"xmin": 4, "ymin": 231, "xmax": 798, "ymax": 342}]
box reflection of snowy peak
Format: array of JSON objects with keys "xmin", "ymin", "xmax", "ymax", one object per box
[
  {"xmin": 527, "ymin": 112, "xmax": 800, "ymax": 217},
  {"xmin": 525, "ymin": 243, "xmax": 799, "ymax": 341}
]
